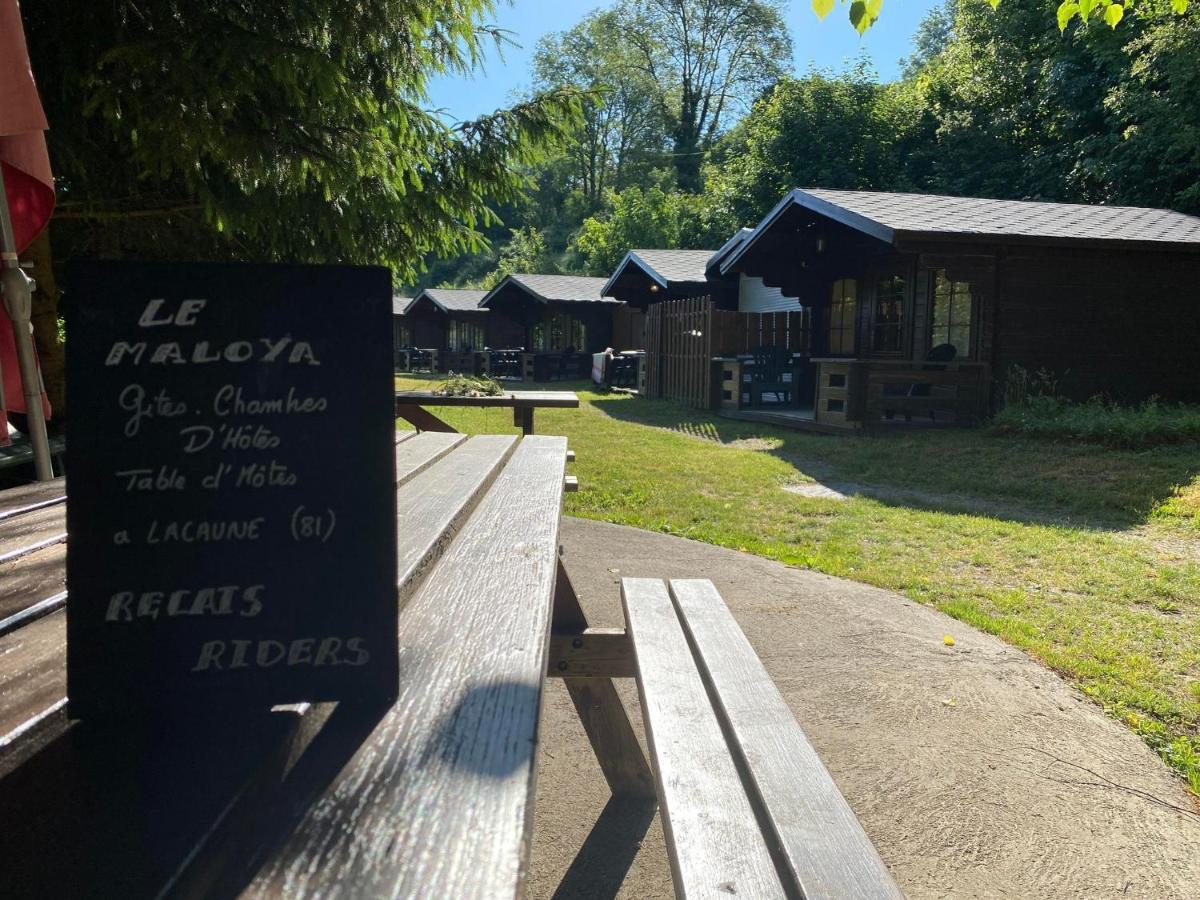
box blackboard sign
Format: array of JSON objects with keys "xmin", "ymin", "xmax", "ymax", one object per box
[{"xmin": 64, "ymin": 261, "xmax": 398, "ymax": 717}]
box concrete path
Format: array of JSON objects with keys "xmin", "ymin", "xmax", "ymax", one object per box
[{"xmin": 528, "ymin": 517, "xmax": 1200, "ymax": 899}]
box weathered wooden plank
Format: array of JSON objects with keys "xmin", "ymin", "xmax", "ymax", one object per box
[
  {"xmin": 245, "ymin": 436, "xmax": 568, "ymax": 899},
  {"xmin": 552, "ymin": 561, "xmax": 656, "ymax": 800},
  {"xmin": 0, "ymin": 609, "xmax": 65, "ymax": 758},
  {"xmin": 670, "ymin": 579, "xmax": 904, "ymax": 900},
  {"xmin": 395, "ymin": 434, "xmax": 517, "ymax": 607},
  {"xmin": 0, "ymin": 477, "xmax": 66, "ymax": 516},
  {"xmin": 394, "ymin": 403, "xmax": 457, "ymax": 434},
  {"xmin": 0, "ymin": 542, "xmax": 66, "ymax": 621},
  {"xmin": 0, "ymin": 591, "xmax": 66, "ymax": 639},
  {"xmin": 621, "ymin": 578, "xmax": 785, "ymax": 900},
  {"xmin": 0, "ymin": 529, "xmax": 66, "ymax": 566},
  {"xmin": 394, "ymin": 431, "xmax": 466, "ymax": 485},
  {"xmin": 0, "ymin": 494, "xmax": 65, "ymax": 524},
  {"xmin": 394, "ymin": 390, "xmax": 579, "ymax": 409},
  {"xmin": 546, "ymin": 628, "xmax": 635, "ymax": 678}
]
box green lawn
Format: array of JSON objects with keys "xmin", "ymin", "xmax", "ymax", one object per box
[{"xmin": 397, "ymin": 374, "xmax": 1200, "ymax": 793}]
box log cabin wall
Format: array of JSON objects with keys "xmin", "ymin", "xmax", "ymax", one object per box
[
  {"xmin": 485, "ymin": 308, "xmax": 526, "ymax": 349},
  {"xmin": 986, "ymin": 245, "xmax": 1200, "ymax": 403},
  {"xmin": 407, "ymin": 306, "xmax": 446, "ymax": 349}
]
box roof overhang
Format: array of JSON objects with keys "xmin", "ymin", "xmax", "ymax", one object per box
[
  {"xmin": 602, "ymin": 251, "xmax": 668, "ymax": 297},
  {"xmin": 720, "ymin": 189, "xmax": 896, "ymax": 276}
]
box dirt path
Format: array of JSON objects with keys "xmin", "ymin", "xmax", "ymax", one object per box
[{"xmin": 527, "ymin": 518, "xmax": 1200, "ymax": 899}]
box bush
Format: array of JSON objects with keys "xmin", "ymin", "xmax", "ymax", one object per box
[{"xmin": 992, "ymin": 395, "xmax": 1200, "ymax": 448}]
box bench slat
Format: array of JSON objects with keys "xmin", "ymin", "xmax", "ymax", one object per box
[
  {"xmin": 0, "ymin": 542, "xmax": 66, "ymax": 621},
  {"xmin": 395, "ymin": 434, "xmax": 517, "ymax": 606},
  {"xmin": 395, "ymin": 430, "xmax": 466, "ymax": 485},
  {"xmin": 246, "ymin": 436, "xmax": 568, "ymax": 899},
  {"xmin": 0, "ymin": 503, "xmax": 67, "ymax": 558},
  {"xmin": 670, "ymin": 579, "xmax": 904, "ymax": 900},
  {"xmin": 621, "ymin": 578, "xmax": 785, "ymax": 900},
  {"xmin": 0, "ymin": 477, "xmax": 66, "ymax": 516}
]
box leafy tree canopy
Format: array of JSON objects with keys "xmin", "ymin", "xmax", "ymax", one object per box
[{"xmin": 26, "ymin": 0, "xmax": 582, "ymax": 280}]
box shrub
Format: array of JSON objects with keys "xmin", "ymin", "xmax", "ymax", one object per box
[{"xmin": 992, "ymin": 394, "xmax": 1200, "ymax": 448}]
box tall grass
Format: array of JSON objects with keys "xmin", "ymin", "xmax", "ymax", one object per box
[{"xmin": 992, "ymin": 396, "xmax": 1200, "ymax": 447}]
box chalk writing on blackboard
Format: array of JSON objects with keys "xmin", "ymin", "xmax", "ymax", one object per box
[{"xmin": 66, "ymin": 262, "xmax": 398, "ymax": 717}]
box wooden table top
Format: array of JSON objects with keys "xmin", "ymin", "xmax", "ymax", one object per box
[
  {"xmin": 395, "ymin": 389, "xmax": 580, "ymax": 408},
  {"xmin": 0, "ymin": 432, "xmax": 570, "ymax": 897}
]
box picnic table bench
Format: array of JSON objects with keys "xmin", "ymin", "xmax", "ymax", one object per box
[
  {"xmin": 394, "ymin": 389, "xmax": 579, "ymax": 436},
  {"xmin": 0, "ymin": 431, "xmax": 900, "ymax": 897}
]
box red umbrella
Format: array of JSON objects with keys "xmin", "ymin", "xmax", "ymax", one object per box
[{"xmin": 1, "ymin": 0, "xmax": 54, "ymax": 477}]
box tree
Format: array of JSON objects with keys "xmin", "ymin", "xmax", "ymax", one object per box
[
  {"xmin": 533, "ymin": 11, "xmax": 666, "ymax": 205},
  {"xmin": 574, "ymin": 184, "xmax": 711, "ymax": 273},
  {"xmin": 701, "ymin": 63, "xmax": 909, "ymax": 231},
  {"xmin": 619, "ymin": 0, "xmax": 792, "ymax": 191},
  {"xmin": 809, "ymin": 0, "xmax": 1190, "ymax": 35},
  {"xmin": 21, "ymin": 0, "xmax": 580, "ymax": 410}
]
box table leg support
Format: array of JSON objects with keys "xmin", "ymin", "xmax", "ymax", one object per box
[
  {"xmin": 512, "ymin": 406, "xmax": 534, "ymax": 435},
  {"xmin": 551, "ymin": 560, "xmax": 655, "ymax": 801},
  {"xmin": 395, "ymin": 404, "xmax": 457, "ymax": 433}
]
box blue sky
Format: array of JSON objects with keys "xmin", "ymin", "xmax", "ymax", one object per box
[{"xmin": 427, "ymin": 0, "xmax": 940, "ymax": 123}]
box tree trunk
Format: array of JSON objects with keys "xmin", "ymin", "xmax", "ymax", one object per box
[{"xmin": 25, "ymin": 228, "xmax": 66, "ymax": 419}]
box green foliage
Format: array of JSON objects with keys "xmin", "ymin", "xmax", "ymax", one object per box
[
  {"xmin": 618, "ymin": 0, "xmax": 792, "ymax": 190},
  {"xmin": 993, "ymin": 396, "xmax": 1200, "ymax": 447},
  {"xmin": 26, "ymin": 1, "xmax": 581, "ymax": 280},
  {"xmin": 434, "ymin": 373, "xmax": 504, "ymax": 397},
  {"xmin": 574, "ymin": 185, "xmax": 706, "ymax": 273},
  {"xmin": 532, "ymin": 11, "xmax": 666, "ymax": 204},
  {"xmin": 700, "ymin": 61, "xmax": 910, "ymax": 232}
]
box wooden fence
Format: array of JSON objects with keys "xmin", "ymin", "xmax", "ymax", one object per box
[
  {"xmin": 645, "ymin": 299, "xmax": 812, "ymax": 408},
  {"xmin": 645, "ymin": 297, "xmax": 715, "ymax": 408}
]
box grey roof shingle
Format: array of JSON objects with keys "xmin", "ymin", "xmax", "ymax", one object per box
[
  {"xmin": 799, "ymin": 188, "xmax": 1200, "ymax": 245},
  {"xmin": 630, "ymin": 249, "xmax": 715, "ymax": 283},
  {"xmin": 499, "ymin": 273, "xmax": 618, "ymax": 304},
  {"xmin": 393, "ymin": 296, "xmax": 411, "ymax": 316},
  {"xmin": 602, "ymin": 249, "xmax": 716, "ymax": 295},
  {"xmin": 722, "ymin": 189, "xmax": 1200, "ymax": 272},
  {"xmin": 411, "ymin": 288, "xmax": 489, "ymax": 314}
]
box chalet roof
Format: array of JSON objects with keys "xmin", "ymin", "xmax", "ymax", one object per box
[
  {"xmin": 393, "ymin": 296, "xmax": 411, "ymax": 316},
  {"xmin": 409, "ymin": 288, "xmax": 489, "ymax": 314},
  {"xmin": 707, "ymin": 228, "xmax": 754, "ymax": 272},
  {"xmin": 721, "ymin": 189, "xmax": 1200, "ymax": 272},
  {"xmin": 602, "ymin": 249, "xmax": 715, "ymax": 295},
  {"xmin": 483, "ymin": 273, "xmax": 618, "ymax": 306}
]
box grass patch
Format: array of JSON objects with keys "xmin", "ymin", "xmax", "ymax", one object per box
[
  {"xmin": 992, "ymin": 396, "xmax": 1200, "ymax": 448},
  {"xmin": 397, "ymin": 374, "xmax": 1200, "ymax": 792}
]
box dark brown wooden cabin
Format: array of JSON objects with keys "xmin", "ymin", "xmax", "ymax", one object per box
[
  {"xmin": 404, "ymin": 288, "xmax": 490, "ymax": 351},
  {"xmin": 480, "ymin": 273, "xmax": 620, "ymax": 354},
  {"xmin": 603, "ymin": 249, "xmax": 737, "ymax": 349},
  {"xmin": 720, "ymin": 188, "xmax": 1200, "ymax": 428},
  {"xmin": 393, "ymin": 295, "xmax": 412, "ymax": 345}
]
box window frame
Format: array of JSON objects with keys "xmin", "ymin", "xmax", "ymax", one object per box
[
  {"xmin": 869, "ymin": 267, "xmax": 910, "ymax": 357},
  {"xmin": 827, "ymin": 278, "xmax": 858, "ymax": 356},
  {"xmin": 928, "ymin": 268, "xmax": 977, "ymax": 361}
]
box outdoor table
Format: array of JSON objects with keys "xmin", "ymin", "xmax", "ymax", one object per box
[
  {"xmin": 394, "ymin": 389, "xmax": 579, "ymax": 435},
  {"xmin": 0, "ymin": 430, "xmax": 643, "ymax": 897}
]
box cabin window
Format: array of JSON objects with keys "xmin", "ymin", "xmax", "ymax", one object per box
[
  {"xmin": 871, "ymin": 274, "xmax": 907, "ymax": 353},
  {"xmin": 929, "ymin": 270, "xmax": 973, "ymax": 359},
  {"xmin": 533, "ymin": 311, "xmax": 587, "ymax": 352},
  {"xmin": 448, "ymin": 318, "xmax": 485, "ymax": 351},
  {"xmin": 828, "ymin": 279, "xmax": 857, "ymax": 354},
  {"xmin": 393, "ymin": 321, "xmax": 411, "ymax": 348}
]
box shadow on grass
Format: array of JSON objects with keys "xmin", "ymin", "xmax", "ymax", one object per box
[{"xmin": 587, "ymin": 391, "xmax": 1200, "ymax": 533}]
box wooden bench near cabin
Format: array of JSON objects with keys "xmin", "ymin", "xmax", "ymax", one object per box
[{"xmin": 0, "ymin": 434, "xmax": 899, "ymax": 897}]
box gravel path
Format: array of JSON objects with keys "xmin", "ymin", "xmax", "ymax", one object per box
[{"xmin": 527, "ymin": 517, "xmax": 1200, "ymax": 899}]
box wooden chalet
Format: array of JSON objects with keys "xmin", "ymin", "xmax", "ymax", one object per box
[
  {"xmin": 480, "ymin": 273, "xmax": 619, "ymax": 354},
  {"xmin": 403, "ymin": 288, "xmax": 490, "ymax": 351},
  {"xmin": 392, "ymin": 295, "xmax": 412, "ymax": 359},
  {"xmin": 717, "ymin": 188, "xmax": 1200, "ymax": 429}
]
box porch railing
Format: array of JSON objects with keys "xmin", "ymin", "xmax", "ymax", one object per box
[{"xmin": 811, "ymin": 358, "xmax": 990, "ymax": 429}]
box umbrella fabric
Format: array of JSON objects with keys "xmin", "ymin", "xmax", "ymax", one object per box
[
  {"xmin": 0, "ymin": 0, "xmax": 54, "ymax": 438},
  {"xmin": 0, "ymin": 0, "xmax": 54, "ymax": 251}
]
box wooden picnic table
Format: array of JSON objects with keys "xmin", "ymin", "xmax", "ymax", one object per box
[
  {"xmin": 394, "ymin": 389, "xmax": 579, "ymax": 435},
  {"xmin": 0, "ymin": 430, "xmax": 654, "ymax": 898}
]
